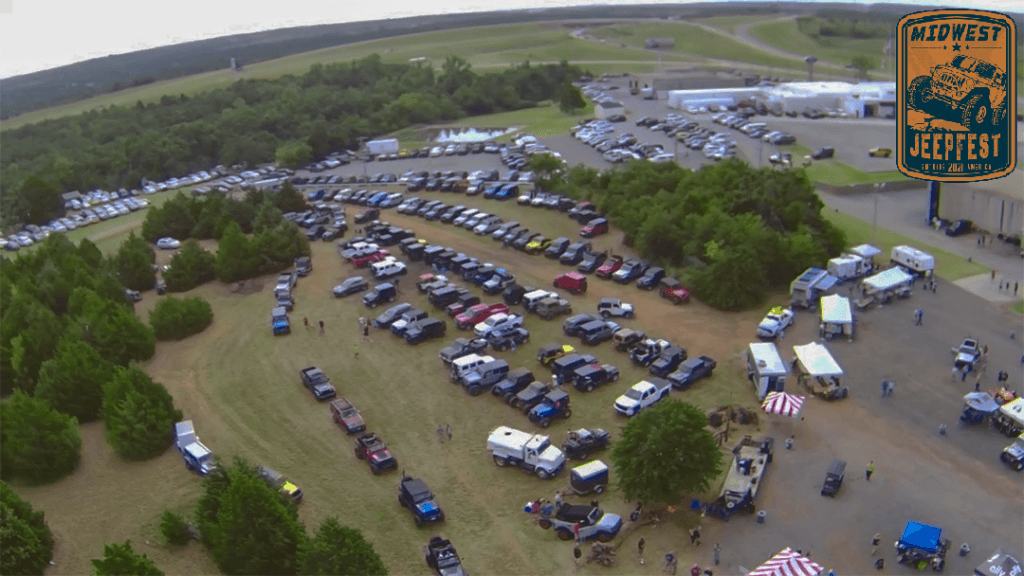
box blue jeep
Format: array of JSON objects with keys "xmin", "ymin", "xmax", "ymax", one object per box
[
  {"xmin": 528, "ymin": 389, "xmax": 572, "ymax": 428},
  {"xmin": 271, "ymin": 306, "xmax": 291, "ymax": 335},
  {"xmin": 397, "ymin": 475, "xmax": 445, "ymax": 527}
]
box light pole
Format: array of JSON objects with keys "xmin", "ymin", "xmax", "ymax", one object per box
[{"xmin": 873, "ymin": 182, "xmax": 885, "ymax": 244}]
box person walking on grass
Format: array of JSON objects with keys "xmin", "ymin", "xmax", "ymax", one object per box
[
  {"xmin": 573, "ymin": 544, "xmax": 582, "ymax": 572},
  {"xmin": 886, "ymin": 381, "xmax": 895, "ymax": 397},
  {"xmin": 363, "ymin": 323, "xmax": 370, "ymax": 341},
  {"xmin": 881, "ymin": 380, "xmax": 889, "ymax": 398},
  {"xmin": 866, "ymin": 461, "xmax": 875, "ymax": 480},
  {"xmin": 914, "ymin": 309, "xmax": 923, "ymax": 326},
  {"xmin": 446, "ymin": 423, "xmax": 453, "ymax": 441},
  {"xmin": 319, "ymin": 320, "xmax": 325, "ymax": 335},
  {"xmin": 436, "ymin": 425, "xmax": 445, "ymax": 443},
  {"xmin": 713, "ymin": 543, "xmax": 721, "ymax": 566},
  {"xmin": 353, "ymin": 345, "xmax": 359, "ymax": 359},
  {"xmin": 638, "ymin": 538, "xmax": 646, "ymax": 562}
]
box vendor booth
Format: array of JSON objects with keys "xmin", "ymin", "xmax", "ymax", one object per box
[
  {"xmin": 746, "ymin": 547, "xmax": 824, "ymax": 576},
  {"xmin": 793, "ymin": 342, "xmax": 847, "ymax": 400},
  {"xmin": 862, "ymin": 267, "xmax": 914, "ymax": 305},
  {"xmin": 819, "ymin": 294, "xmax": 853, "ymax": 341}
]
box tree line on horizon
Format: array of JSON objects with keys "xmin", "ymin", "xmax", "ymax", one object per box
[{"xmin": 0, "ymin": 55, "xmax": 583, "ymax": 228}]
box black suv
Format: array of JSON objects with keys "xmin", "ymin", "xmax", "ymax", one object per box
[
  {"xmin": 404, "ymin": 318, "xmax": 447, "ymax": 344},
  {"xmin": 636, "ymin": 267, "xmax": 665, "ymax": 290},
  {"xmin": 563, "ymin": 313, "xmax": 600, "ymax": 337},
  {"xmin": 559, "ymin": 242, "xmax": 592, "ymax": 265},
  {"xmin": 649, "ymin": 346, "xmax": 688, "ymax": 378},
  {"xmin": 577, "ymin": 251, "xmax": 607, "ymax": 274},
  {"xmin": 492, "ymin": 368, "xmax": 536, "ymax": 402},
  {"xmin": 578, "ymin": 320, "xmax": 616, "ymax": 346},
  {"xmin": 545, "ymin": 237, "xmax": 571, "ymax": 259},
  {"xmin": 362, "ymin": 283, "xmax": 397, "ymax": 308}
]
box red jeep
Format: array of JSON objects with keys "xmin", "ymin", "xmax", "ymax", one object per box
[
  {"xmin": 330, "ymin": 397, "xmax": 366, "ymax": 434},
  {"xmin": 659, "ymin": 277, "xmax": 690, "ymax": 304},
  {"xmin": 456, "ymin": 303, "xmax": 509, "ymax": 330},
  {"xmin": 351, "ymin": 249, "xmax": 390, "ymax": 268},
  {"xmin": 580, "ymin": 218, "xmax": 609, "ymax": 238},
  {"xmin": 553, "ymin": 272, "xmax": 588, "ymax": 295},
  {"xmin": 354, "ymin": 432, "xmax": 398, "ymax": 475},
  {"xmin": 596, "ymin": 258, "xmax": 623, "ymax": 279}
]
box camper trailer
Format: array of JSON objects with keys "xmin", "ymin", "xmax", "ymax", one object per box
[
  {"xmin": 746, "ymin": 343, "xmax": 787, "ymax": 401},
  {"xmin": 890, "ymin": 245, "xmax": 935, "ymax": 277},
  {"xmin": 790, "ymin": 268, "xmax": 837, "ymax": 309}
]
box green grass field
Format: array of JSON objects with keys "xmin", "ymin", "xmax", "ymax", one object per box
[
  {"xmin": 823, "ymin": 210, "xmax": 989, "ymax": 281},
  {"xmin": 747, "ymin": 20, "xmax": 894, "ymax": 75},
  {"xmin": 1012, "ymin": 301, "xmax": 1024, "ymax": 315},
  {"xmin": 12, "ymin": 188, "xmax": 771, "ymax": 575},
  {"xmin": 778, "ymin": 144, "xmax": 908, "ymax": 186},
  {"xmin": 693, "ymin": 14, "xmax": 776, "ymax": 34}
]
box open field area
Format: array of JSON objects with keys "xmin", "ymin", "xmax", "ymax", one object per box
[
  {"xmin": 11, "ymin": 140, "xmax": 1024, "ymax": 575},
  {"xmin": 747, "ymin": 20, "xmax": 893, "ymax": 74},
  {"xmin": 693, "ymin": 15, "xmax": 780, "ymax": 34}
]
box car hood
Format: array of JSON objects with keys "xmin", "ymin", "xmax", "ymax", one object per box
[
  {"xmin": 596, "ymin": 513, "xmax": 623, "ymax": 533},
  {"xmin": 757, "ymin": 318, "xmax": 781, "ymax": 332},
  {"xmin": 282, "ymin": 481, "xmax": 301, "ymax": 495},
  {"xmin": 615, "ymin": 396, "xmax": 639, "ymax": 410},
  {"xmin": 1005, "ymin": 442, "xmax": 1024, "ymax": 458},
  {"xmin": 539, "ymin": 446, "xmax": 566, "ymax": 468},
  {"xmin": 415, "ymin": 500, "xmax": 442, "ymax": 517},
  {"xmin": 313, "ymin": 384, "xmax": 334, "ymax": 395},
  {"xmin": 956, "ymin": 351, "xmax": 978, "ymax": 364},
  {"xmin": 342, "ymin": 415, "xmax": 365, "ymax": 427},
  {"xmin": 370, "ymin": 449, "xmax": 394, "ymax": 463}
]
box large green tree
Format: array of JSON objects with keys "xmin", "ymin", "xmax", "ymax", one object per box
[
  {"xmin": 275, "ymin": 141, "xmax": 314, "ymax": 169},
  {"xmin": 14, "ymin": 176, "xmax": 63, "ymax": 225},
  {"xmin": 113, "ymin": 232, "xmax": 157, "ymax": 291},
  {"xmin": 610, "ymin": 400, "xmax": 723, "ymax": 505},
  {"xmin": 68, "ymin": 287, "xmax": 155, "ymax": 366},
  {"xmin": 102, "ymin": 366, "xmax": 183, "ymax": 460},
  {"xmin": 35, "ymin": 336, "xmax": 115, "ymax": 422},
  {"xmin": 301, "ymin": 517, "xmax": 387, "ymax": 576},
  {"xmin": 251, "ymin": 220, "xmax": 311, "ymax": 275},
  {"xmin": 215, "ymin": 221, "xmax": 257, "ymax": 282},
  {"xmin": 0, "ymin": 293, "xmax": 65, "ymax": 395},
  {"xmin": 164, "ymin": 240, "xmax": 217, "ymax": 292},
  {"xmin": 0, "ymin": 391, "xmax": 81, "ymax": 484},
  {"xmin": 556, "ymin": 82, "xmax": 587, "ymax": 114},
  {"xmin": 527, "ymin": 152, "xmax": 566, "ymax": 191},
  {"xmin": 199, "ymin": 459, "xmax": 305, "ymax": 576},
  {"xmin": 91, "ymin": 541, "xmax": 164, "ymax": 576},
  {"xmin": 0, "ymin": 481, "xmax": 55, "ymax": 576}
]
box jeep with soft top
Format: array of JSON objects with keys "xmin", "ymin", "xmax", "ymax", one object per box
[
  {"xmin": 354, "ymin": 432, "xmax": 398, "ymax": 474},
  {"xmin": 398, "ymin": 475, "xmax": 445, "ymax": 527},
  {"xmin": 300, "ymin": 366, "xmax": 337, "ymax": 400},
  {"xmin": 330, "ymin": 397, "xmax": 366, "ymax": 434}
]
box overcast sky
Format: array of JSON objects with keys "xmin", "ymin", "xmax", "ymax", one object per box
[{"xmin": 0, "ymin": 0, "xmax": 1018, "ymax": 78}]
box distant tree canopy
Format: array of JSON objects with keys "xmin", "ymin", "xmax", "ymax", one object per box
[
  {"xmin": 557, "ymin": 159, "xmax": 846, "ymax": 310},
  {"xmin": 91, "ymin": 540, "xmax": 164, "ymax": 576},
  {"xmin": 1, "ymin": 55, "xmax": 583, "ymax": 226}
]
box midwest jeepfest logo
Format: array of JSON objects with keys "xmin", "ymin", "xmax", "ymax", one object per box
[{"xmin": 897, "ymin": 9, "xmax": 1016, "ymax": 181}]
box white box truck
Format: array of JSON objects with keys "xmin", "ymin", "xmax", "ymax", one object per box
[
  {"xmin": 367, "ymin": 139, "xmax": 400, "ymax": 155},
  {"xmin": 890, "ymin": 245, "xmax": 934, "ymax": 277},
  {"xmin": 746, "ymin": 343, "xmax": 788, "ymax": 401},
  {"xmin": 487, "ymin": 426, "xmax": 566, "ymax": 479},
  {"xmin": 175, "ymin": 420, "xmax": 217, "ymax": 476}
]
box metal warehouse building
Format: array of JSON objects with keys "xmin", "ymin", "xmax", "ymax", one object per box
[
  {"xmin": 667, "ymin": 81, "xmax": 897, "ymax": 118},
  {"xmin": 933, "ymin": 170, "xmax": 1024, "ymax": 238}
]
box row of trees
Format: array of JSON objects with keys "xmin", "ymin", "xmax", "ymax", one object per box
[
  {"xmin": 546, "ymin": 156, "xmax": 846, "ymax": 310},
  {"xmin": 134, "ymin": 188, "xmax": 311, "ymax": 291},
  {"xmin": 192, "ymin": 459, "xmax": 387, "ymax": 575},
  {"xmin": 0, "ymin": 234, "xmax": 195, "ymax": 483},
  {"xmin": 1, "ymin": 55, "xmax": 582, "ymax": 226},
  {"xmin": 796, "ymin": 16, "xmax": 891, "ymax": 39}
]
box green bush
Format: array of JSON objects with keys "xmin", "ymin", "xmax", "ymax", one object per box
[
  {"xmin": 0, "ymin": 481, "xmax": 55, "ymax": 575},
  {"xmin": 0, "ymin": 391, "xmax": 81, "ymax": 484},
  {"xmin": 159, "ymin": 510, "xmax": 193, "ymax": 546},
  {"xmin": 92, "ymin": 541, "xmax": 163, "ymax": 576},
  {"xmin": 164, "ymin": 241, "xmax": 216, "ymax": 293},
  {"xmin": 102, "ymin": 366, "xmax": 183, "ymax": 460},
  {"xmin": 149, "ymin": 296, "xmax": 214, "ymax": 340}
]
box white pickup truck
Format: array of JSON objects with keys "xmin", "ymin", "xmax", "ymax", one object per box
[
  {"xmin": 474, "ymin": 313, "xmax": 524, "ymax": 338},
  {"xmin": 756, "ymin": 306, "xmax": 794, "ymax": 340},
  {"xmin": 614, "ymin": 379, "xmax": 672, "ymax": 417}
]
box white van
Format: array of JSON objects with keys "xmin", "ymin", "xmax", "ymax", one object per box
[
  {"xmin": 371, "ymin": 259, "xmax": 406, "ymax": 279},
  {"xmin": 449, "ymin": 354, "xmax": 496, "ymax": 383}
]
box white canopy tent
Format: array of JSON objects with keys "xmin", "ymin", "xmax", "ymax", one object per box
[
  {"xmin": 819, "ymin": 294, "xmax": 854, "ymax": 341},
  {"xmin": 793, "ymin": 342, "xmax": 843, "ymax": 377},
  {"xmin": 848, "ymin": 244, "xmax": 881, "ymax": 260},
  {"xmin": 863, "ymin": 267, "xmax": 914, "ymax": 296}
]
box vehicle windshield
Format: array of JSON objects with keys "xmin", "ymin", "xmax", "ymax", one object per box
[
  {"xmin": 535, "ymin": 438, "xmax": 551, "ymax": 452},
  {"xmin": 625, "ymin": 389, "xmax": 643, "ymax": 400}
]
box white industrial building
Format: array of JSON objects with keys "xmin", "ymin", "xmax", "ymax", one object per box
[{"xmin": 667, "ymin": 81, "xmax": 896, "ymax": 118}]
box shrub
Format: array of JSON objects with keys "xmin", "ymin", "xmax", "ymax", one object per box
[
  {"xmin": 0, "ymin": 481, "xmax": 55, "ymax": 575},
  {"xmin": 164, "ymin": 241, "xmax": 216, "ymax": 293},
  {"xmin": 159, "ymin": 510, "xmax": 192, "ymax": 546},
  {"xmin": 102, "ymin": 366, "xmax": 183, "ymax": 460},
  {"xmin": 0, "ymin": 391, "xmax": 81, "ymax": 484},
  {"xmin": 149, "ymin": 296, "xmax": 214, "ymax": 340}
]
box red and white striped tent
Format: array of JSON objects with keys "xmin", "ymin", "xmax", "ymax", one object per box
[
  {"xmin": 746, "ymin": 547, "xmax": 824, "ymax": 576},
  {"xmin": 761, "ymin": 391, "xmax": 805, "ymax": 418}
]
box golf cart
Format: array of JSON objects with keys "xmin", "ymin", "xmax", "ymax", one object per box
[
  {"xmin": 895, "ymin": 521, "xmax": 951, "ymax": 572},
  {"xmin": 994, "ymin": 398, "xmax": 1024, "ymax": 437},
  {"xmin": 960, "ymin": 392, "xmax": 1000, "ymax": 426},
  {"xmin": 568, "ymin": 460, "xmax": 609, "ymax": 495}
]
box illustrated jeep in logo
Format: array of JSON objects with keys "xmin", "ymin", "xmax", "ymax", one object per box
[{"xmin": 909, "ymin": 55, "xmax": 1008, "ymax": 130}]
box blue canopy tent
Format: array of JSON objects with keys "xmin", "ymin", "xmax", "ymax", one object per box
[
  {"xmin": 896, "ymin": 521, "xmax": 951, "ymax": 571},
  {"xmin": 899, "ymin": 522, "xmax": 943, "ymax": 553}
]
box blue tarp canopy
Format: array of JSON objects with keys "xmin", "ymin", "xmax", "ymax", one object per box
[{"xmin": 900, "ymin": 521, "xmax": 943, "ymax": 553}]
